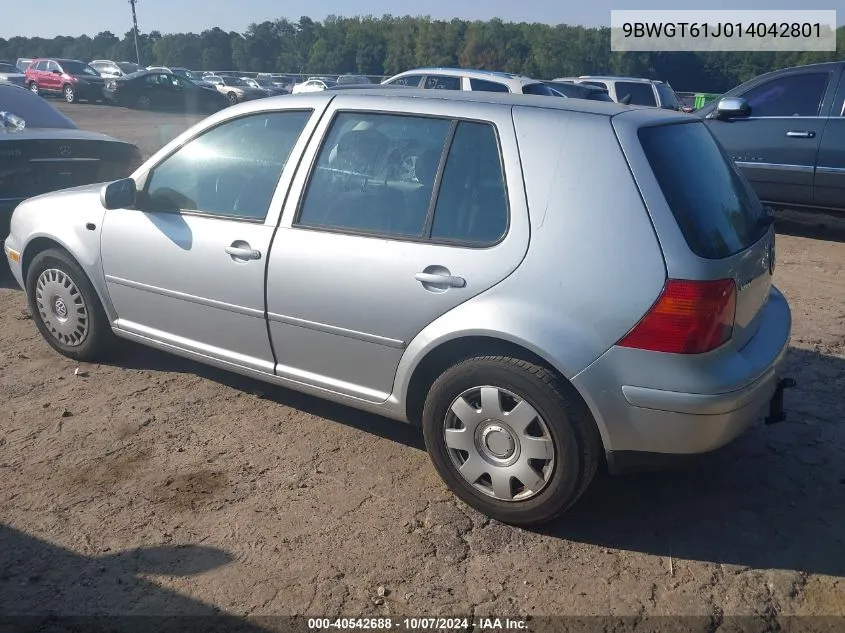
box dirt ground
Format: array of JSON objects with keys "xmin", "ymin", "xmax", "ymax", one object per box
[{"xmin": 1, "ymin": 101, "xmax": 843, "ymax": 625}]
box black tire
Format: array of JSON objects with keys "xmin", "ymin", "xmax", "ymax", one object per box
[
  {"xmin": 28, "ymin": 81, "xmax": 39, "ymax": 95},
  {"xmin": 63, "ymin": 84, "xmax": 77, "ymax": 103},
  {"xmin": 422, "ymin": 355, "xmax": 602, "ymax": 526},
  {"xmin": 26, "ymin": 248, "xmax": 118, "ymax": 362},
  {"xmin": 226, "ymin": 92, "xmax": 238, "ymax": 105}
]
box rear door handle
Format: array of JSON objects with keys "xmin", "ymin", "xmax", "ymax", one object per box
[
  {"xmin": 415, "ymin": 272, "xmax": 466, "ymax": 288},
  {"xmin": 786, "ymin": 131, "xmax": 815, "ymax": 138},
  {"xmin": 225, "ymin": 245, "xmax": 261, "ymax": 260}
]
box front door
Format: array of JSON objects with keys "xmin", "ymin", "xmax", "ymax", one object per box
[
  {"xmin": 265, "ymin": 96, "xmax": 530, "ymax": 402},
  {"xmin": 705, "ymin": 70, "xmax": 835, "ymax": 207},
  {"xmin": 814, "ymin": 67, "xmax": 845, "ymax": 210},
  {"xmin": 100, "ymin": 108, "xmax": 317, "ymax": 373}
]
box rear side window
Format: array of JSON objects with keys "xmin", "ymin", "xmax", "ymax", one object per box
[
  {"xmin": 388, "ymin": 74, "xmax": 423, "ymax": 87},
  {"xmin": 424, "ymin": 75, "xmax": 461, "ymax": 90},
  {"xmin": 431, "ymin": 121, "xmax": 508, "ymax": 245},
  {"xmin": 616, "ymin": 82, "xmax": 657, "ymax": 106},
  {"xmin": 470, "ymin": 78, "xmax": 509, "ymax": 93},
  {"xmin": 639, "ymin": 122, "xmax": 766, "ymax": 259}
]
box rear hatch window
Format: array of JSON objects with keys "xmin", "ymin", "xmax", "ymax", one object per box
[{"xmin": 638, "ymin": 122, "xmax": 767, "ymax": 260}]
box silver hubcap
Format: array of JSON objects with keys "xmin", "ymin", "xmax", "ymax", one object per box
[
  {"xmin": 30, "ymin": 84, "xmax": 37, "ymax": 92},
  {"xmin": 35, "ymin": 268, "xmax": 89, "ymax": 346},
  {"xmin": 444, "ymin": 386, "xmax": 555, "ymax": 502},
  {"xmin": 65, "ymin": 88, "xmax": 73, "ymax": 101}
]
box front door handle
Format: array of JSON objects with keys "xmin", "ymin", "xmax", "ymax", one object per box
[
  {"xmin": 786, "ymin": 130, "xmax": 815, "ymax": 138},
  {"xmin": 225, "ymin": 245, "xmax": 261, "ymax": 260},
  {"xmin": 415, "ymin": 272, "xmax": 466, "ymax": 288}
]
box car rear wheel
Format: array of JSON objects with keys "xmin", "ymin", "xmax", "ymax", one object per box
[
  {"xmin": 63, "ymin": 84, "xmax": 77, "ymax": 103},
  {"xmin": 28, "ymin": 82, "xmax": 39, "ymax": 95},
  {"xmin": 421, "ymin": 356, "xmax": 602, "ymax": 526},
  {"xmin": 226, "ymin": 92, "xmax": 238, "ymax": 105},
  {"xmin": 26, "ymin": 248, "xmax": 118, "ymax": 362}
]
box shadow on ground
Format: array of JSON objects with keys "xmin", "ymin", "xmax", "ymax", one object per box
[
  {"xmin": 539, "ymin": 346, "xmax": 845, "ymax": 578},
  {"xmin": 0, "ymin": 524, "xmax": 286, "ymax": 631},
  {"xmin": 108, "ymin": 341, "xmax": 845, "ymax": 577},
  {"xmin": 775, "ymin": 208, "xmax": 845, "ymax": 243}
]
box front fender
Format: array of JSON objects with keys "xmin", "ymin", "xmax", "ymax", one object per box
[{"xmin": 14, "ymin": 184, "xmax": 116, "ymax": 321}]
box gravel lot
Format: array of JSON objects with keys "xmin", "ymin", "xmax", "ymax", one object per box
[{"xmin": 1, "ymin": 101, "xmax": 843, "ymax": 625}]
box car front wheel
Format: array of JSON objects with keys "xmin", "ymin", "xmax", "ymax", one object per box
[
  {"xmin": 26, "ymin": 248, "xmax": 118, "ymax": 362},
  {"xmin": 422, "ymin": 356, "xmax": 602, "ymax": 526}
]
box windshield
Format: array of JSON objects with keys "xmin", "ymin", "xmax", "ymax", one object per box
[
  {"xmin": 222, "ymin": 77, "xmax": 247, "ymax": 86},
  {"xmin": 117, "ymin": 62, "xmax": 140, "ymax": 74},
  {"xmin": 0, "ymin": 84, "xmax": 77, "ymax": 129},
  {"xmin": 656, "ymin": 83, "xmax": 681, "ymax": 110},
  {"xmin": 639, "ymin": 122, "xmax": 766, "ymax": 259},
  {"xmin": 0, "ymin": 63, "xmax": 20, "ymax": 73},
  {"xmin": 522, "ymin": 82, "xmax": 557, "ymax": 96},
  {"xmin": 60, "ymin": 61, "xmax": 99, "ymax": 76},
  {"xmin": 173, "ymin": 68, "xmax": 198, "ymax": 79}
]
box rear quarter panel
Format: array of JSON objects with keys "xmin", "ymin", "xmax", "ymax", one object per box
[{"xmin": 393, "ymin": 106, "xmax": 667, "ymax": 402}]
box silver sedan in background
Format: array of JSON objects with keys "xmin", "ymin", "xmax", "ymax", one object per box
[{"xmin": 3, "ymin": 90, "xmax": 792, "ymax": 525}]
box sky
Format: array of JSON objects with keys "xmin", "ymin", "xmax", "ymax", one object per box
[{"xmin": 1, "ymin": 0, "xmax": 839, "ymax": 39}]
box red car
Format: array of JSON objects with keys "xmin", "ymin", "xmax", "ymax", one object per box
[{"xmin": 25, "ymin": 58, "xmax": 107, "ymax": 104}]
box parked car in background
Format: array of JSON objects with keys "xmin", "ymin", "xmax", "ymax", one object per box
[
  {"xmin": 89, "ymin": 60, "xmax": 141, "ymax": 78},
  {"xmin": 256, "ymin": 73, "xmax": 295, "ymax": 92},
  {"xmin": 15, "ymin": 58, "xmax": 33, "ymax": 73},
  {"xmin": 241, "ymin": 77, "xmax": 287, "ymax": 96},
  {"xmin": 0, "ymin": 83, "xmax": 141, "ymax": 239},
  {"xmin": 103, "ymin": 69, "xmax": 228, "ymax": 112},
  {"xmin": 559, "ymin": 76, "xmax": 682, "ymax": 110},
  {"xmin": 25, "ymin": 59, "xmax": 106, "ymax": 103},
  {"xmin": 698, "ymin": 60, "xmax": 845, "ymax": 216},
  {"xmin": 291, "ymin": 77, "xmax": 337, "ymax": 94},
  {"xmin": 3, "ymin": 90, "xmax": 791, "ymax": 526},
  {"xmin": 337, "ymin": 74, "xmax": 372, "ymax": 85},
  {"xmin": 544, "ymin": 81, "xmax": 614, "ymax": 102},
  {"xmin": 383, "ymin": 68, "xmax": 558, "ymax": 96},
  {"xmin": 204, "ymin": 75, "xmax": 266, "ymax": 104},
  {"xmin": 0, "ymin": 62, "xmax": 26, "ymax": 88},
  {"xmin": 146, "ymin": 66, "xmax": 216, "ymax": 90}
]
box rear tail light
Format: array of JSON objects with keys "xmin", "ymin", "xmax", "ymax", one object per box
[{"xmin": 617, "ymin": 279, "xmax": 737, "ymax": 354}]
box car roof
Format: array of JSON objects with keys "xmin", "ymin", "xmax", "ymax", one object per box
[
  {"xmin": 260, "ymin": 87, "xmax": 690, "ymax": 120},
  {"xmin": 577, "ymin": 75, "xmax": 664, "ymax": 84},
  {"xmin": 391, "ymin": 67, "xmax": 543, "ymax": 85}
]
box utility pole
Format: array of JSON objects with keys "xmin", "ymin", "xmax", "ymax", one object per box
[{"xmin": 128, "ymin": 0, "xmax": 141, "ymax": 66}]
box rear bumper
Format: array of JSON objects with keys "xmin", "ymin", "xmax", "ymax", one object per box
[{"xmin": 572, "ymin": 286, "xmax": 792, "ymax": 467}]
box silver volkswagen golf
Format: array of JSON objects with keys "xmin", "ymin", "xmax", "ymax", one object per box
[{"xmin": 3, "ymin": 90, "xmax": 792, "ymax": 525}]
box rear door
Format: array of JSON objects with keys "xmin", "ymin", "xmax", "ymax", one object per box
[
  {"xmin": 814, "ymin": 65, "xmax": 845, "ymax": 210},
  {"xmin": 705, "ymin": 69, "xmax": 836, "ymax": 208},
  {"xmin": 265, "ymin": 96, "xmax": 530, "ymax": 402}
]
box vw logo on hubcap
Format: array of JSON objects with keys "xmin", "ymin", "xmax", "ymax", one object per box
[{"xmin": 54, "ymin": 298, "xmax": 68, "ymax": 319}]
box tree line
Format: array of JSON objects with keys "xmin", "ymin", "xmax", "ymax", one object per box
[{"xmin": 2, "ymin": 15, "xmax": 843, "ymax": 93}]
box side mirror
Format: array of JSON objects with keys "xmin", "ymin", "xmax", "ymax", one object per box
[
  {"xmin": 714, "ymin": 96, "xmax": 750, "ymax": 120},
  {"xmin": 100, "ymin": 178, "xmax": 137, "ymax": 210}
]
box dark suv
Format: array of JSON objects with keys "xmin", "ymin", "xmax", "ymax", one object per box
[
  {"xmin": 25, "ymin": 58, "xmax": 106, "ymax": 103},
  {"xmin": 699, "ymin": 61, "xmax": 844, "ymax": 215}
]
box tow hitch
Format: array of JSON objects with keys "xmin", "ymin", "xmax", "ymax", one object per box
[{"xmin": 764, "ymin": 377, "xmax": 797, "ymax": 425}]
